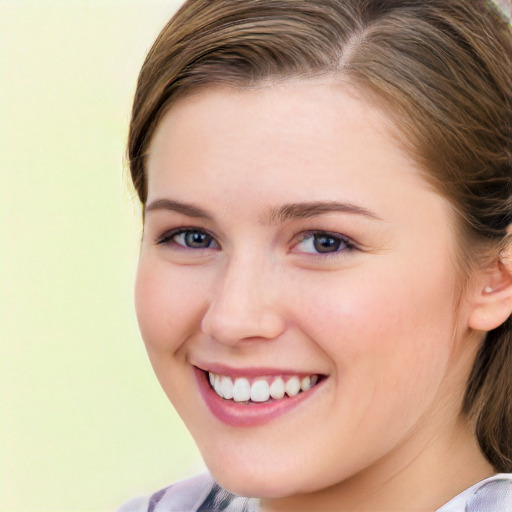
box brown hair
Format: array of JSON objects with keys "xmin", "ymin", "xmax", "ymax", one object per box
[{"xmin": 128, "ymin": 0, "xmax": 512, "ymax": 471}]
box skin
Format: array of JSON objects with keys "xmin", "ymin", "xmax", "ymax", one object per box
[{"xmin": 135, "ymin": 81, "xmax": 503, "ymax": 511}]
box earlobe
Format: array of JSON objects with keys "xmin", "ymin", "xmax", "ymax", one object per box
[{"xmin": 468, "ymin": 259, "xmax": 512, "ymax": 332}]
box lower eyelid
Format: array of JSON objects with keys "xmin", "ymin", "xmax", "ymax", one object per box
[
  {"xmin": 300, "ymin": 232, "xmax": 351, "ymax": 246},
  {"xmin": 154, "ymin": 228, "xmax": 355, "ymax": 256},
  {"xmin": 155, "ymin": 229, "xmax": 220, "ymax": 249}
]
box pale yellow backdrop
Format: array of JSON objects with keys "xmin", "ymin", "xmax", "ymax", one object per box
[{"xmin": 0, "ymin": 2, "xmax": 205, "ymax": 511}]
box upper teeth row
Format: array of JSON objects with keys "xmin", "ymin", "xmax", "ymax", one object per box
[{"xmin": 208, "ymin": 372, "xmax": 318, "ymax": 403}]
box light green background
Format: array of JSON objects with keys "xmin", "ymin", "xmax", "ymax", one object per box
[{"xmin": 0, "ymin": 2, "xmax": 204, "ymax": 511}]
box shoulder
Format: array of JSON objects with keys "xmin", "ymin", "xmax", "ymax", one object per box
[
  {"xmin": 437, "ymin": 473, "xmax": 512, "ymax": 512},
  {"xmin": 116, "ymin": 473, "xmax": 259, "ymax": 512},
  {"xmin": 117, "ymin": 473, "xmax": 512, "ymax": 512}
]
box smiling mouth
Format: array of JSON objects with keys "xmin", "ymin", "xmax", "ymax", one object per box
[
  {"xmin": 207, "ymin": 371, "xmax": 322, "ymax": 404},
  {"xmin": 195, "ymin": 367, "xmax": 327, "ymax": 426}
]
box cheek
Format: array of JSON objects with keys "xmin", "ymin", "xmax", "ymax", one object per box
[
  {"xmin": 134, "ymin": 256, "xmax": 207, "ymax": 352},
  {"xmin": 294, "ymin": 259, "xmax": 459, "ymax": 408}
]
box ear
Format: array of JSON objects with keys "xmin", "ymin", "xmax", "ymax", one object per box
[{"xmin": 468, "ymin": 257, "xmax": 512, "ymax": 332}]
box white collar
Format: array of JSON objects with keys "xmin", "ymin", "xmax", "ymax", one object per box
[{"xmin": 436, "ymin": 473, "xmax": 512, "ymax": 512}]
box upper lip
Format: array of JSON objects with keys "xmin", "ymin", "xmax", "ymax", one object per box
[{"xmin": 193, "ymin": 362, "xmax": 325, "ymax": 379}]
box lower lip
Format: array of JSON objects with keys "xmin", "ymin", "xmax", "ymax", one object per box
[{"xmin": 194, "ymin": 368, "xmax": 324, "ymax": 427}]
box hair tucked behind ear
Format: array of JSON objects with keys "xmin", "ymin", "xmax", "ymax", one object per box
[
  {"xmin": 463, "ymin": 232, "xmax": 512, "ymax": 471},
  {"xmin": 128, "ymin": 0, "xmax": 512, "ymax": 470},
  {"xmin": 463, "ymin": 317, "xmax": 512, "ymax": 471}
]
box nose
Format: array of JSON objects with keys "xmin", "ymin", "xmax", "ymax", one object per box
[{"xmin": 200, "ymin": 256, "xmax": 286, "ymax": 345}]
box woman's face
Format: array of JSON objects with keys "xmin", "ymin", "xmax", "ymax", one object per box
[{"xmin": 136, "ymin": 82, "xmax": 480, "ymax": 500}]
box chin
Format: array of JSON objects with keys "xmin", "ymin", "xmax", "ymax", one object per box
[{"xmin": 205, "ymin": 459, "xmax": 302, "ymax": 499}]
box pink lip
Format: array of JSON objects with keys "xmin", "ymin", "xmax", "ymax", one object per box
[
  {"xmin": 196, "ymin": 362, "xmax": 316, "ymax": 379},
  {"xmin": 193, "ymin": 367, "xmax": 325, "ymax": 428}
]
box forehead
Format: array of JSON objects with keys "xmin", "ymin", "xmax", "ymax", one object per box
[
  {"xmin": 148, "ymin": 80, "xmax": 393, "ymax": 159},
  {"xmin": 146, "ymin": 81, "xmax": 430, "ymax": 214},
  {"xmin": 150, "ymin": 79, "xmax": 393, "ymax": 141}
]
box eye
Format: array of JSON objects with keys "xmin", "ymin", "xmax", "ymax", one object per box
[
  {"xmin": 295, "ymin": 232, "xmax": 352, "ymax": 255},
  {"xmin": 157, "ymin": 229, "xmax": 219, "ymax": 250}
]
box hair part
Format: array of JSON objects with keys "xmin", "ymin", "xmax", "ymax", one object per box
[{"xmin": 128, "ymin": 0, "xmax": 512, "ymax": 471}]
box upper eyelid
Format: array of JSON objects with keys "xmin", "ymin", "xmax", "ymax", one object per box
[
  {"xmin": 298, "ymin": 230, "xmax": 350, "ymax": 240},
  {"xmin": 291, "ymin": 231, "xmax": 360, "ymax": 258},
  {"xmin": 294, "ymin": 230, "xmax": 355, "ymax": 246},
  {"xmin": 155, "ymin": 227, "xmax": 220, "ymax": 245},
  {"xmin": 153, "ymin": 226, "xmax": 358, "ymax": 252}
]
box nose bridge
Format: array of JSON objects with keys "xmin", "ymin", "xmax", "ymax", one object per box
[{"xmin": 200, "ymin": 250, "xmax": 285, "ymax": 344}]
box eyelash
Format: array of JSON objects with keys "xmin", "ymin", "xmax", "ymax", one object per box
[
  {"xmin": 295, "ymin": 231, "xmax": 355, "ymax": 258},
  {"xmin": 155, "ymin": 228, "xmax": 356, "ymax": 258},
  {"xmin": 156, "ymin": 228, "xmax": 219, "ymax": 249}
]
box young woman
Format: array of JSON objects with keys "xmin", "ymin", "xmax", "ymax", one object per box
[{"xmin": 120, "ymin": 1, "xmax": 512, "ymax": 510}]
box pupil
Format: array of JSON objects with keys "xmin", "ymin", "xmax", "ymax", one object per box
[
  {"xmin": 186, "ymin": 231, "xmax": 209, "ymax": 248},
  {"xmin": 313, "ymin": 235, "xmax": 341, "ymax": 253}
]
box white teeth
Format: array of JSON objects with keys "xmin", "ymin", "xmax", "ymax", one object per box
[
  {"xmin": 269, "ymin": 377, "xmax": 285, "ymax": 399},
  {"xmin": 300, "ymin": 376, "xmax": 311, "ymax": 391},
  {"xmin": 220, "ymin": 376, "xmax": 233, "ymax": 399},
  {"xmin": 208, "ymin": 372, "xmax": 319, "ymax": 403},
  {"xmin": 232, "ymin": 378, "xmax": 251, "ymax": 402},
  {"xmin": 213, "ymin": 375, "xmax": 223, "ymax": 396},
  {"xmin": 285, "ymin": 376, "xmax": 301, "ymax": 397},
  {"xmin": 251, "ymin": 380, "xmax": 270, "ymax": 402}
]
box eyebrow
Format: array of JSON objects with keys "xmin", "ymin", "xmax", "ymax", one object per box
[
  {"xmin": 145, "ymin": 199, "xmax": 213, "ymax": 220},
  {"xmin": 145, "ymin": 198, "xmax": 381, "ymax": 223},
  {"xmin": 262, "ymin": 201, "xmax": 382, "ymax": 224}
]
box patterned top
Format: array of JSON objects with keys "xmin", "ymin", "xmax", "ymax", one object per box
[{"xmin": 118, "ymin": 473, "xmax": 512, "ymax": 512}]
